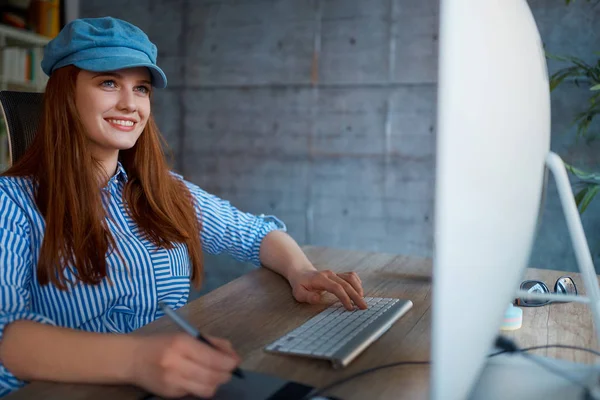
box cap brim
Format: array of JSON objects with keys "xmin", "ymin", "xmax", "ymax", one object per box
[{"xmin": 73, "ymin": 56, "xmax": 168, "ymax": 88}]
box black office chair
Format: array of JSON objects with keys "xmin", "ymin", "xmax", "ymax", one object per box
[{"xmin": 0, "ymin": 90, "xmax": 44, "ymax": 166}]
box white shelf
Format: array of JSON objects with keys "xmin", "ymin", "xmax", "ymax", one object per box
[
  {"xmin": 0, "ymin": 24, "xmax": 51, "ymax": 47},
  {"xmin": 0, "ymin": 78, "xmax": 45, "ymax": 92},
  {"xmin": 0, "ymin": 25, "xmax": 50, "ymax": 171}
]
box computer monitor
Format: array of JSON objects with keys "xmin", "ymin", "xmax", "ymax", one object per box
[
  {"xmin": 432, "ymin": 0, "xmax": 600, "ymax": 398},
  {"xmin": 431, "ymin": 0, "xmax": 551, "ymax": 399}
]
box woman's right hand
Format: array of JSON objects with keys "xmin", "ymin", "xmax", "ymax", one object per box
[{"xmin": 129, "ymin": 333, "xmax": 242, "ymax": 399}]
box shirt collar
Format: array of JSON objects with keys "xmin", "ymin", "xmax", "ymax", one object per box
[{"xmin": 108, "ymin": 161, "xmax": 128, "ymax": 185}]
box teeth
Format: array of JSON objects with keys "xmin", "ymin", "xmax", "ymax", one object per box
[{"xmin": 107, "ymin": 119, "xmax": 135, "ymax": 127}]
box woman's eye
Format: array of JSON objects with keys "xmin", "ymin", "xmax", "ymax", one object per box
[
  {"xmin": 136, "ymin": 86, "xmax": 150, "ymax": 94},
  {"xmin": 101, "ymin": 80, "xmax": 116, "ymax": 88}
]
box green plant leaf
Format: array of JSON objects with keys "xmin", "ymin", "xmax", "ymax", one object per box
[
  {"xmin": 575, "ymin": 186, "xmax": 589, "ymax": 207},
  {"xmin": 547, "ymin": 55, "xmax": 599, "ymax": 84},
  {"xmin": 550, "ymin": 67, "xmax": 586, "ymax": 91},
  {"xmin": 546, "ymin": 51, "xmax": 573, "ymax": 62},
  {"xmin": 550, "ymin": 75, "xmax": 568, "ymax": 91},
  {"xmin": 579, "ymin": 185, "xmax": 600, "ymax": 214},
  {"xmin": 570, "ymin": 59, "xmax": 593, "ymax": 71},
  {"xmin": 546, "ymin": 52, "xmax": 589, "ymax": 67},
  {"xmin": 566, "ymin": 164, "xmax": 600, "ymax": 182},
  {"xmin": 591, "ymin": 84, "xmax": 600, "ymax": 91},
  {"xmin": 572, "ymin": 106, "xmax": 600, "ymax": 137}
]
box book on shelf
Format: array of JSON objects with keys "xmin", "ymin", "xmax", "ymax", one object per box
[
  {"xmin": 30, "ymin": 0, "xmax": 61, "ymax": 38},
  {"xmin": 0, "ymin": 46, "xmax": 46, "ymax": 87},
  {"xmin": 0, "ymin": 0, "xmax": 61, "ymax": 39}
]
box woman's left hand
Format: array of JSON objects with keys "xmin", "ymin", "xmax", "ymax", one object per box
[{"xmin": 288, "ymin": 268, "xmax": 368, "ymax": 311}]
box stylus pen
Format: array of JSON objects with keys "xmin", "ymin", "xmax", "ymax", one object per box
[{"xmin": 158, "ymin": 302, "xmax": 245, "ymax": 379}]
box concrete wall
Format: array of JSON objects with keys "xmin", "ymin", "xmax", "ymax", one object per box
[
  {"xmin": 529, "ymin": 0, "xmax": 600, "ymax": 274},
  {"xmin": 79, "ymin": 0, "xmax": 600, "ymax": 296}
]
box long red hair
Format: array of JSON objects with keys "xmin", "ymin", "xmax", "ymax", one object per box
[{"xmin": 2, "ymin": 65, "xmax": 203, "ymax": 290}]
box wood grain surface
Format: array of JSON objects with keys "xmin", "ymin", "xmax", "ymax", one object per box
[{"xmin": 6, "ymin": 246, "xmax": 598, "ymax": 400}]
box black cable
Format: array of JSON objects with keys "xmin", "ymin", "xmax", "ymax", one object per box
[
  {"xmin": 301, "ymin": 339, "xmax": 600, "ymax": 399},
  {"xmin": 138, "ymin": 341, "xmax": 600, "ymax": 400},
  {"xmin": 488, "ymin": 343, "xmax": 600, "ymax": 358},
  {"xmin": 301, "ymin": 361, "xmax": 430, "ymax": 399}
]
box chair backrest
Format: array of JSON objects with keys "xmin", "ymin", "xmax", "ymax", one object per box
[{"xmin": 0, "ymin": 90, "xmax": 44, "ymax": 166}]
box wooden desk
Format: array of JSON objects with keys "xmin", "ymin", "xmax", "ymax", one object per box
[{"xmin": 6, "ymin": 246, "xmax": 599, "ymax": 400}]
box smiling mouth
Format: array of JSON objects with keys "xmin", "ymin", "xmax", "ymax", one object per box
[
  {"xmin": 106, "ymin": 118, "xmax": 136, "ymax": 127},
  {"xmin": 105, "ymin": 118, "xmax": 137, "ymax": 131}
]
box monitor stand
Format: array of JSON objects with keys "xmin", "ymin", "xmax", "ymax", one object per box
[
  {"xmin": 470, "ymin": 152, "xmax": 600, "ymax": 400},
  {"xmin": 469, "ymin": 352, "xmax": 598, "ymax": 400}
]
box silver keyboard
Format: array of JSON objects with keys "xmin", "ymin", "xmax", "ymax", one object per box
[{"xmin": 265, "ymin": 297, "xmax": 413, "ymax": 368}]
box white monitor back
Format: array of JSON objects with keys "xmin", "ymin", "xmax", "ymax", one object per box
[{"xmin": 432, "ymin": 1, "xmax": 551, "ymax": 399}]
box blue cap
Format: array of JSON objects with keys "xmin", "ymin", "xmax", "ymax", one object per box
[{"xmin": 41, "ymin": 17, "xmax": 167, "ymax": 88}]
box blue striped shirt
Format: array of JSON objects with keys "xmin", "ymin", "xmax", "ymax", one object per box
[{"xmin": 0, "ymin": 162, "xmax": 286, "ymax": 396}]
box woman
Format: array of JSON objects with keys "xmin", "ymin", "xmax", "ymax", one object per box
[{"xmin": 0, "ymin": 17, "xmax": 367, "ymax": 399}]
